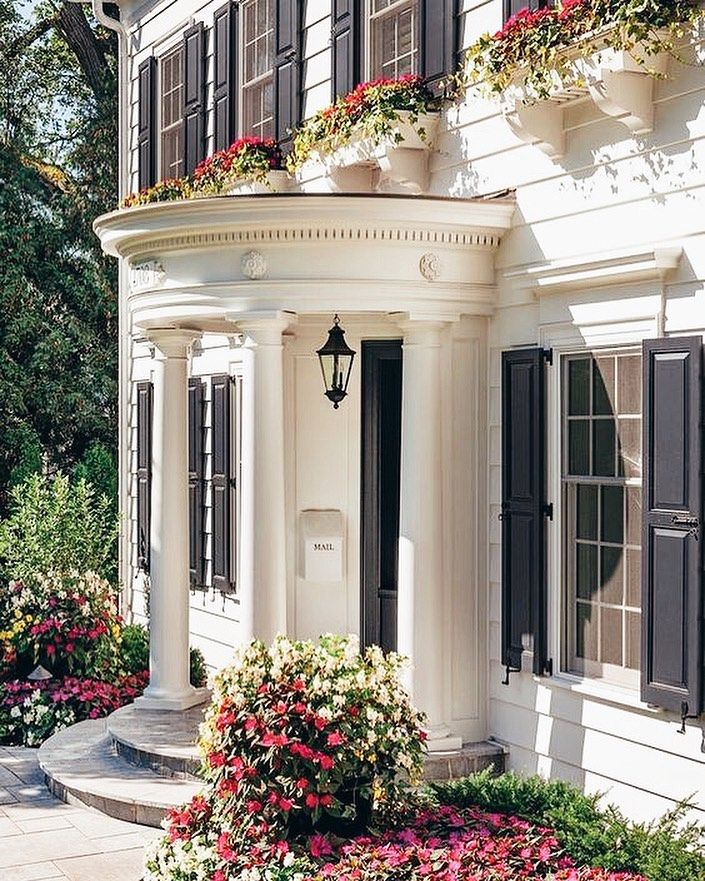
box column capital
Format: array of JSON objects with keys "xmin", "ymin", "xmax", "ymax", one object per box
[
  {"xmin": 145, "ymin": 327, "xmax": 202, "ymax": 359},
  {"xmin": 233, "ymin": 310, "xmax": 297, "ymax": 345},
  {"xmin": 390, "ymin": 313, "xmax": 452, "ymax": 346}
]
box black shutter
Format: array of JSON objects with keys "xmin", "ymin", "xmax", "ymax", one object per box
[
  {"xmin": 136, "ymin": 381, "xmax": 153, "ymax": 573},
  {"xmin": 183, "ymin": 22, "xmax": 206, "ymax": 174},
  {"xmin": 212, "ymin": 374, "xmax": 234, "ymax": 593},
  {"xmin": 214, "ymin": 2, "xmax": 237, "ymax": 152},
  {"xmin": 641, "ymin": 337, "xmax": 703, "ymax": 716},
  {"xmin": 422, "ymin": 0, "xmax": 455, "ymax": 91},
  {"xmin": 504, "ymin": 0, "xmax": 552, "ymax": 22},
  {"xmin": 188, "ymin": 379, "xmax": 205, "ymax": 588},
  {"xmin": 331, "ymin": 0, "xmax": 358, "ymax": 99},
  {"xmin": 274, "ymin": 0, "xmax": 300, "ymax": 149},
  {"xmin": 501, "ymin": 348, "xmax": 550, "ymax": 678},
  {"xmin": 138, "ymin": 57, "xmax": 157, "ymax": 189}
]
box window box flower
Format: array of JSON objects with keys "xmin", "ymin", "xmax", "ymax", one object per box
[
  {"xmin": 460, "ymin": 0, "xmax": 700, "ymax": 160},
  {"xmin": 290, "ymin": 76, "xmax": 440, "ymax": 194},
  {"xmin": 194, "ymin": 138, "xmax": 294, "ymax": 195},
  {"xmin": 224, "ymin": 168, "xmax": 295, "ymax": 196}
]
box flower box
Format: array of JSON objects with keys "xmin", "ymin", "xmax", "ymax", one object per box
[
  {"xmin": 226, "ymin": 169, "xmax": 296, "ymax": 196},
  {"xmin": 501, "ymin": 38, "xmax": 670, "ymax": 160},
  {"xmin": 300, "ymin": 111, "xmax": 441, "ymax": 194}
]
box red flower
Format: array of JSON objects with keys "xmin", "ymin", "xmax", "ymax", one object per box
[
  {"xmin": 246, "ymin": 799, "xmax": 263, "ymax": 814},
  {"xmin": 305, "ymin": 792, "xmax": 320, "ymax": 809},
  {"xmin": 326, "ymin": 731, "xmax": 345, "ymax": 747},
  {"xmin": 295, "ymin": 777, "xmax": 309, "ymax": 790}
]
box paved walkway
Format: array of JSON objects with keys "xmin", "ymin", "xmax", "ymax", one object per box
[{"xmin": 0, "ymin": 746, "xmax": 159, "ymax": 881}]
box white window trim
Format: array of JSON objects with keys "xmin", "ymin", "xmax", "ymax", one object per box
[
  {"xmin": 239, "ymin": 0, "xmax": 275, "ymax": 139},
  {"xmin": 538, "ymin": 318, "xmax": 659, "ymax": 710},
  {"xmin": 157, "ymin": 37, "xmax": 185, "ymax": 181},
  {"xmin": 365, "ymin": 0, "xmax": 419, "ymax": 81}
]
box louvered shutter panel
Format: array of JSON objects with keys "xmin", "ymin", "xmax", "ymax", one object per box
[
  {"xmin": 641, "ymin": 337, "xmax": 703, "ymax": 716},
  {"xmin": 188, "ymin": 379, "xmax": 205, "ymax": 588},
  {"xmin": 422, "ymin": 0, "xmax": 455, "ymax": 91},
  {"xmin": 136, "ymin": 381, "xmax": 153, "ymax": 573},
  {"xmin": 331, "ymin": 0, "xmax": 358, "ymax": 99},
  {"xmin": 501, "ymin": 348, "xmax": 550, "ymax": 677},
  {"xmin": 214, "ymin": 2, "xmax": 237, "ymax": 152},
  {"xmin": 138, "ymin": 58, "xmax": 157, "ymax": 189},
  {"xmin": 183, "ymin": 22, "xmax": 206, "ymax": 175},
  {"xmin": 212, "ymin": 374, "xmax": 234, "ymax": 592},
  {"xmin": 274, "ymin": 0, "xmax": 300, "ymax": 149}
]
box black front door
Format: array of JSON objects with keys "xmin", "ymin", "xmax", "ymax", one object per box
[{"xmin": 360, "ymin": 340, "xmax": 403, "ymax": 651}]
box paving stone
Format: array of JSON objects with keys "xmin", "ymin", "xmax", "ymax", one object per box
[
  {"xmin": 55, "ymin": 847, "xmax": 147, "ymax": 881},
  {"xmin": 0, "ymin": 863, "xmax": 66, "ymax": 881},
  {"xmin": 3, "ymin": 799, "xmax": 78, "ymax": 822},
  {"xmin": 5, "ymin": 785, "xmax": 53, "ymax": 803},
  {"xmin": 15, "ymin": 815, "xmax": 75, "ymax": 834},
  {"xmin": 66, "ymin": 811, "xmax": 144, "ymax": 840},
  {"xmin": 0, "ymin": 828, "xmax": 100, "ymax": 868},
  {"xmin": 0, "ymin": 815, "xmax": 21, "ymax": 836},
  {"xmin": 0, "ymin": 767, "xmax": 22, "ymax": 787},
  {"xmin": 89, "ymin": 831, "xmax": 159, "ymax": 853},
  {"xmin": 0, "ymin": 789, "xmax": 17, "ymax": 806}
]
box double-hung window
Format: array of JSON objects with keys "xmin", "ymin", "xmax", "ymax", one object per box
[
  {"xmin": 241, "ymin": 0, "xmax": 275, "ymax": 138},
  {"xmin": 160, "ymin": 45, "xmax": 185, "ymax": 179},
  {"xmin": 562, "ymin": 350, "xmax": 643, "ymax": 688},
  {"xmin": 368, "ymin": 0, "xmax": 420, "ymax": 79}
]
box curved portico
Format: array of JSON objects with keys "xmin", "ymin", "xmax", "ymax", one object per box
[{"xmin": 95, "ymin": 193, "xmax": 514, "ymax": 747}]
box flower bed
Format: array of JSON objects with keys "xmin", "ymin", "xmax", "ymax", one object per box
[
  {"xmin": 0, "ymin": 672, "xmax": 148, "ymax": 747},
  {"xmin": 462, "ymin": 0, "xmax": 700, "ymax": 101},
  {"xmin": 192, "ymin": 137, "xmax": 287, "ymax": 195}
]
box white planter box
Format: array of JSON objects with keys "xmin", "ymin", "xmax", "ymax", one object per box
[
  {"xmin": 501, "ymin": 38, "xmax": 669, "ymax": 160},
  {"xmin": 226, "ymin": 169, "xmax": 295, "ymax": 195},
  {"xmin": 298, "ymin": 111, "xmax": 440, "ymax": 195}
]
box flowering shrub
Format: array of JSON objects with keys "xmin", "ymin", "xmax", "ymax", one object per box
[
  {"xmin": 0, "ymin": 672, "xmax": 148, "ymax": 747},
  {"xmin": 0, "ymin": 571, "xmax": 122, "ymax": 680},
  {"xmin": 145, "ymin": 634, "xmax": 425, "ymax": 880},
  {"xmin": 193, "ymin": 137, "xmax": 283, "ymax": 193},
  {"xmin": 121, "ymin": 176, "xmax": 193, "ymax": 208},
  {"xmin": 462, "ymin": 0, "xmax": 701, "ymax": 100},
  {"xmin": 287, "ymin": 75, "xmax": 437, "ymax": 171}
]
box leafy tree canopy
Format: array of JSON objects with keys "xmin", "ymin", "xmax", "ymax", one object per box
[{"xmin": 0, "ymin": 0, "xmax": 118, "ymax": 510}]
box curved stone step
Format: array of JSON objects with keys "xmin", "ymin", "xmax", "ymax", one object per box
[
  {"xmin": 38, "ymin": 718, "xmax": 202, "ymax": 828},
  {"xmin": 107, "ymin": 703, "xmax": 204, "ymax": 780}
]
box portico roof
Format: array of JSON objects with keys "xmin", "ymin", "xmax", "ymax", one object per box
[{"xmin": 94, "ymin": 193, "xmax": 516, "ymax": 329}]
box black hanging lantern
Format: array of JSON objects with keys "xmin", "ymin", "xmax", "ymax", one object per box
[{"xmin": 317, "ymin": 315, "xmax": 356, "ymax": 409}]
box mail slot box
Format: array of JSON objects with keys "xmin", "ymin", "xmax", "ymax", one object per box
[{"xmin": 299, "ymin": 509, "xmax": 344, "ymax": 582}]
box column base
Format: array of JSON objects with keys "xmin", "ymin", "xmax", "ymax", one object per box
[
  {"xmin": 424, "ymin": 724, "xmax": 463, "ymax": 753},
  {"xmin": 134, "ymin": 686, "xmax": 211, "ymax": 712}
]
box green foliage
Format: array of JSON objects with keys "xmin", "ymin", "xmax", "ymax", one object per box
[
  {"xmin": 430, "ymin": 769, "xmax": 705, "ymax": 881},
  {"xmin": 73, "ymin": 442, "xmax": 118, "ymax": 511},
  {"xmin": 121, "ymin": 622, "xmax": 209, "ymax": 688},
  {"xmin": 0, "ymin": 473, "xmax": 118, "ymax": 584}
]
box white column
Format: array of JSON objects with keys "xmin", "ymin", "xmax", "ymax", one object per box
[
  {"xmin": 136, "ymin": 328, "xmax": 208, "ymax": 711},
  {"xmin": 397, "ymin": 320, "xmax": 462, "ymax": 752},
  {"xmin": 238, "ymin": 313, "xmax": 293, "ymax": 645}
]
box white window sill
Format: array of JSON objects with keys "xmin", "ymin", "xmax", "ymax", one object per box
[{"xmin": 534, "ymin": 672, "xmax": 667, "ymax": 716}]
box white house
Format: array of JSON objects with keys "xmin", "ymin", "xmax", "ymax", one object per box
[{"xmin": 93, "ymin": 0, "xmax": 705, "ymax": 824}]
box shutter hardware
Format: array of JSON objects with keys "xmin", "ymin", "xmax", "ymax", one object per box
[
  {"xmin": 543, "ymin": 503, "xmax": 553, "ymax": 520},
  {"xmin": 678, "ymin": 701, "xmax": 699, "ymax": 734},
  {"xmin": 501, "ymin": 663, "xmax": 521, "ymax": 685},
  {"xmin": 542, "ymin": 348, "xmax": 553, "ymax": 365},
  {"xmin": 671, "ymin": 513, "xmax": 699, "ymax": 541}
]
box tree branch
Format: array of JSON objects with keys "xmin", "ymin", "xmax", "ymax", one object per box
[
  {"xmin": 6, "ymin": 15, "xmax": 59, "ymax": 58},
  {"xmin": 55, "ymin": 2, "xmax": 109, "ymax": 100}
]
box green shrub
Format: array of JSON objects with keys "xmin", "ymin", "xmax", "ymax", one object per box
[
  {"xmin": 430, "ymin": 769, "xmax": 705, "ymax": 881},
  {"xmin": 0, "ymin": 473, "xmax": 118, "ymax": 584},
  {"xmin": 121, "ymin": 623, "xmax": 209, "ymax": 688}
]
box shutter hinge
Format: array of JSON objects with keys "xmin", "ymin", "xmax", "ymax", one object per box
[
  {"xmin": 544, "ymin": 658, "xmax": 553, "ymax": 677},
  {"xmin": 501, "ymin": 663, "xmax": 522, "ymax": 685},
  {"xmin": 542, "ymin": 348, "xmax": 553, "ymax": 365},
  {"xmin": 678, "ymin": 701, "xmax": 699, "ymax": 734},
  {"xmin": 543, "ymin": 502, "xmax": 554, "ymax": 520}
]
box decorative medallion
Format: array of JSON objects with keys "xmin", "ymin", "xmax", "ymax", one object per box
[
  {"xmin": 419, "ymin": 252, "xmax": 441, "ymax": 281},
  {"xmin": 130, "ymin": 259, "xmax": 165, "ymax": 290},
  {"xmin": 241, "ymin": 250, "xmax": 267, "ymax": 280}
]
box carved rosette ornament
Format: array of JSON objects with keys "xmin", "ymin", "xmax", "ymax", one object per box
[
  {"xmin": 241, "ymin": 250, "xmax": 267, "ymax": 280},
  {"xmin": 419, "ymin": 252, "xmax": 441, "ymax": 281}
]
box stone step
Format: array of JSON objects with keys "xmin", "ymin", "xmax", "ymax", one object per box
[{"xmin": 38, "ymin": 718, "xmax": 202, "ymax": 828}]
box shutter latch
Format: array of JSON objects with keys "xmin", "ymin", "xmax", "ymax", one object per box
[
  {"xmin": 678, "ymin": 701, "xmax": 699, "ymax": 734},
  {"xmin": 543, "ymin": 503, "xmax": 554, "ymax": 521},
  {"xmin": 671, "ymin": 514, "xmax": 699, "ymax": 541}
]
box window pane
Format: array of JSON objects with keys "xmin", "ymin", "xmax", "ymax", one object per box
[
  {"xmin": 568, "ymin": 358, "xmax": 590, "ymax": 416},
  {"xmin": 618, "ymin": 355, "xmax": 642, "ymax": 415},
  {"xmin": 626, "ymin": 549, "xmax": 641, "ymax": 608},
  {"xmin": 601, "ymin": 484, "xmax": 623, "ymax": 544},
  {"xmin": 601, "ymin": 607, "xmax": 623, "ymax": 665},
  {"xmin": 569, "ymin": 421, "xmax": 590, "ymax": 475},
  {"xmin": 370, "ymin": 0, "xmax": 419, "ymax": 79},
  {"xmin": 626, "ymin": 486, "xmax": 641, "ymax": 545},
  {"xmin": 576, "ymin": 543, "xmax": 597, "ymax": 600},
  {"xmin": 576, "ymin": 603, "xmax": 598, "ymax": 661},
  {"xmin": 593, "ymin": 356, "xmax": 615, "ymax": 416},
  {"xmin": 617, "ymin": 418, "xmax": 641, "ymax": 478},
  {"xmin": 577, "ymin": 484, "xmax": 597, "ymax": 540},
  {"xmin": 600, "ymin": 545, "xmax": 624, "ymax": 605},
  {"xmin": 593, "ymin": 419, "xmax": 615, "ymax": 476}
]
